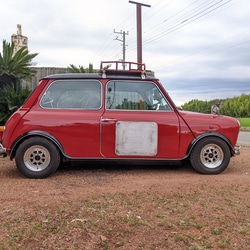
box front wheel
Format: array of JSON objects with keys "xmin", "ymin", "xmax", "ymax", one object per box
[
  {"xmin": 15, "ymin": 137, "xmax": 61, "ymax": 178},
  {"xmin": 190, "ymin": 137, "xmax": 231, "ymax": 174}
]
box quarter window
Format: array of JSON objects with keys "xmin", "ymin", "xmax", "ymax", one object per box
[
  {"xmin": 106, "ymin": 81, "xmax": 171, "ymax": 111},
  {"xmin": 40, "ymin": 80, "xmax": 102, "ymax": 109}
]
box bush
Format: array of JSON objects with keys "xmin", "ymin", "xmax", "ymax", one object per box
[{"xmin": 0, "ymin": 86, "xmax": 31, "ymax": 125}]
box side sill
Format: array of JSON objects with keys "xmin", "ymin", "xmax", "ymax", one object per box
[{"xmin": 64, "ymin": 158, "xmax": 182, "ymax": 166}]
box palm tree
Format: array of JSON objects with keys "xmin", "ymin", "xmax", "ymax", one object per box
[
  {"xmin": 0, "ymin": 40, "xmax": 38, "ymax": 124},
  {"xmin": 0, "ymin": 40, "xmax": 38, "ymax": 91},
  {"xmin": 67, "ymin": 63, "xmax": 94, "ymax": 73}
]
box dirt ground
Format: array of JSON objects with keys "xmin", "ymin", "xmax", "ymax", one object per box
[{"xmin": 0, "ymin": 146, "xmax": 250, "ymax": 249}]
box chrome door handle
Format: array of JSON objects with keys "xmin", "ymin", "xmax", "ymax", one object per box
[{"xmin": 101, "ymin": 118, "xmax": 117, "ymax": 122}]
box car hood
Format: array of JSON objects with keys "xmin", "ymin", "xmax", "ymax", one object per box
[{"xmin": 179, "ymin": 110, "xmax": 240, "ymax": 145}]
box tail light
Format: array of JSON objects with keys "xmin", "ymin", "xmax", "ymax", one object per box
[{"xmin": 0, "ymin": 126, "xmax": 5, "ymax": 141}]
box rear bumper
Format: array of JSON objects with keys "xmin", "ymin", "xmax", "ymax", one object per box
[
  {"xmin": 234, "ymin": 145, "xmax": 241, "ymax": 155},
  {"xmin": 0, "ymin": 143, "xmax": 6, "ymax": 157}
]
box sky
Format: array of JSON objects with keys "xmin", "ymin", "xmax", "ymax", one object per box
[{"xmin": 0, "ymin": 0, "xmax": 250, "ymax": 106}]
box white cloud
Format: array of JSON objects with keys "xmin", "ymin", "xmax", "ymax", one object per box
[{"xmin": 0, "ymin": 0, "xmax": 250, "ymax": 105}]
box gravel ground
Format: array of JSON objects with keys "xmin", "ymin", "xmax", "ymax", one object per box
[{"xmin": 0, "ymin": 135, "xmax": 249, "ymax": 249}]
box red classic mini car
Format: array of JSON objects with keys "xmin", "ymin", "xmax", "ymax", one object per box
[{"xmin": 0, "ymin": 61, "xmax": 240, "ymax": 178}]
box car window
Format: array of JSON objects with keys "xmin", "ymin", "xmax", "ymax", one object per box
[
  {"xmin": 106, "ymin": 81, "xmax": 172, "ymax": 111},
  {"xmin": 40, "ymin": 80, "xmax": 102, "ymax": 109}
]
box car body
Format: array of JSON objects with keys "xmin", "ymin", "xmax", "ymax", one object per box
[{"xmin": 0, "ymin": 61, "xmax": 240, "ymax": 178}]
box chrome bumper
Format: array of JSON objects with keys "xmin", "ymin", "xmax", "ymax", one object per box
[{"xmin": 234, "ymin": 145, "xmax": 241, "ymax": 155}]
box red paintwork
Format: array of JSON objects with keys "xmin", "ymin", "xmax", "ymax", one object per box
[
  {"xmin": 101, "ymin": 110, "xmax": 180, "ymax": 158},
  {"xmin": 1, "ymin": 73, "xmax": 240, "ymax": 161},
  {"xmin": 179, "ymin": 111, "xmax": 239, "ymax": 150}
]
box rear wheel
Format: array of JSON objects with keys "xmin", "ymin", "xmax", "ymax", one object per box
[
  {"xmin": 190, "ymin": 137, "xmax": 231, "ymax": 174},
  {"xmin": 15, "ymin": 137, "xmax": 61, "ymax": 178}
]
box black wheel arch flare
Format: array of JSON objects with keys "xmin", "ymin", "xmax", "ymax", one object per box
[
  {"xmin": 10, "ymin": 130, "xmax": 69, "ymax": 160},
  {"xmin": 184, "ymin": 131, "xmax": 234, "ymax": 160}
]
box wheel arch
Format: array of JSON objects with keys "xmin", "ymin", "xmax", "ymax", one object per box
[
  {"xmin": 10, "ymin": 130, "xmax": 69, "ymax": 160},
  {"xmin": 183, "ymin": 131, "xmax": 234, "ymax": 160}
]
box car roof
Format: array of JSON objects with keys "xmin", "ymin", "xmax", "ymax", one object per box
[
  {"xmin": 41, "ymin": 73, "xmax": 158, "ymax": 81},
  {"xmin": 41, "ymin": 61, "xmax": 158, "ymax": 81}
]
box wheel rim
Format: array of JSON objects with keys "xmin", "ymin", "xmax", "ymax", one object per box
[
  {"xmin": 23, "ymin": 145, "xmax": 50, "ymax": 172},
  {"xmin": 200, "ymin": 144, "xmax": 224, "ymax": 168}
]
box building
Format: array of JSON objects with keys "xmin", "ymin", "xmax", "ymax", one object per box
[{"xmin": 11, "ymin": 24, "xmax": 28, "ymax": 55}]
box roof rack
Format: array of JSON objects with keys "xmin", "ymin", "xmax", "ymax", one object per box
[{"xmin": 100, "ymin": 61, "xmax": 146, "ymax": 79}]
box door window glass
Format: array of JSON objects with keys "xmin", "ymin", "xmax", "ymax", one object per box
[
  {"xmin": 40, "ymin": 80, "xmax": 102, "ymax": 109},
  {"xmin": 106, "ymin": 81, "xmax": 171, "ymax": 111}
]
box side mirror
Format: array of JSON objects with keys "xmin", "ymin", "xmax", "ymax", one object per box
[{"xmin": 212, "ymin": 106, "xmax": 220, "ymax": 115}]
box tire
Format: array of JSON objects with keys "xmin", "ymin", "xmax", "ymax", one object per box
[
  {"xmin": 15, "ymin": 137, "xmax": 61, "ymax": 178},
  {"xmin": 190, "ymin": 137, "xmax": 231, "ymax": 174}
]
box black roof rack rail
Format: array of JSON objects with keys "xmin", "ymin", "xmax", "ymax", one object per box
[{"xmin": 100, "ymin": 61, "xmax": 146, "ymax": 79}]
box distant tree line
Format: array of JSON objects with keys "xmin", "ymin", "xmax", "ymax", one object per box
[
  {"xmin": 220, "ymin": 94, "xmax": 250, "ymax": 117},
  {"xmin": 181, "ymin": 94, "xmax": 250, "ymax": 118}
]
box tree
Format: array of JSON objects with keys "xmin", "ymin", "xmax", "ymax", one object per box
[
  {"xmin": 181, "ymin": 99, "xmax": 212, "ymax": 114},
  {"xmin": 67, "ymin": 63, "xmax": 94, "ymax": 73},
  {"xmin": 220, "ymin": 94, "xmax": 250, "ymax": 117},
  {"xmin": 0, "ymin": 40, "xmax": 38, "ymax": 125},
  {"xmin": 181, "ymin": 94, "xmax": 250, "ymax": 118},
  {"xmin": 0, "ymin": 86, "xmax": 30, "ymax": 125},
  {"xmin": 0, "ymin": 40, "xmax": 38, "ymax": 91}
]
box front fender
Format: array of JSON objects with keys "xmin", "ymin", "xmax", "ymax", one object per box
[
  {"xmin": 183, "ymin": 131, "xmax": 234, "ymax": 160},
  {"xmin": 10, "ymin": 130, "xmax": 69, "ymax": 160}
]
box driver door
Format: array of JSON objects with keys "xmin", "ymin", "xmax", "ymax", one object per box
[{"xmin": 100, "ymin": 80, "xmax": 180, "ymax": 159}]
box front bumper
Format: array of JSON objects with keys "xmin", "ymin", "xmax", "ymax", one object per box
[{"xmin": 234, "ymin": 145, "xmax": 241, "ymax": 155}]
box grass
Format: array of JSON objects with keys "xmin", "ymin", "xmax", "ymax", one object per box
[
  {"xmin": 237, "ymin": 117, "xmax": 250, "ymax": 127},
  {"xmin": 0, "ymin": 185, "xmax": 249, "ymax": 249}
]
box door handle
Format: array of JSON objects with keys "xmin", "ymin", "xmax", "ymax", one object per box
[{"xmin": 101, "ymin": 118, "xmax": 117, "ymax": 122}]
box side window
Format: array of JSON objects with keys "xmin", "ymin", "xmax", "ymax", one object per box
[
  {"xmin": 40, "ymin": 80, "xmax": 102, "ymax": 109},
  {"xmin": 145, "ymin": 87, "xmax": 171, "ymax": 111},
  {"xmin": 106, "ymin": 81, "xmax": 172, "ymax": 111}
]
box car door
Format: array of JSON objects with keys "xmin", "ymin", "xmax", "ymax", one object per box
[
  {"xmin": 100, "ymin": 80, "xmax": 180, "ymax": 159},
  {"xmin": 38, "ymin": 79, "xmax": 103, "ymax": 158}
]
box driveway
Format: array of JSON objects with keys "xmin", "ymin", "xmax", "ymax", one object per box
[{"xmin": 237, "ymin": 131, "xmax": 250, "ymax": 146}]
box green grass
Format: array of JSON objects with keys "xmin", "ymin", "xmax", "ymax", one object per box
[{"xmin": 237, "ymin": 118, "xmax": 250, "ymax": 127}]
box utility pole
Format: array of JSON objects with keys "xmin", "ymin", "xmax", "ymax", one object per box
[
  {"xmin": 114, "ymin": 29, "xmax": 129, "ymax": 69},
  {"xmin": 129, "ymin": 1, "xmax": 151, "ymax": 66}
]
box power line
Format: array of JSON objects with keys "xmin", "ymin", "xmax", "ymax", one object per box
[
  {"xmin": 155, "ymin": 28, "xmax": 250, "ymax": 71},
  {"xmin": 146, "ymin": 0, "xmax": 230, "ymax": 45},
  {"xmin": 143, "ymin": 0, "xmax": 213, "ymax": 39},
  {"xmin": 127, "ymin": 0, "xmax": 232, "ymax": 51},
  {"xmin": 113, "ymin": 30, "xmax": 129, "ymax": 68},
  {"xmin": 96, "ymin": 0, "xmax": 244, "ymax": 64}
]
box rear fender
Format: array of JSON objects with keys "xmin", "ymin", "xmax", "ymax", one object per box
[{"xmin": 10, "ymin": 130, "xmax": 69, "ymax": 160}]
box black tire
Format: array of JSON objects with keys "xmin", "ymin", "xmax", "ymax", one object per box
[
  {"xmin": 190, "ymin": 137, "xmax": 231, "ymax": 174},
  {"xmin": 15, "ymin": 137, "xmax": 61, "ymax": 178}
]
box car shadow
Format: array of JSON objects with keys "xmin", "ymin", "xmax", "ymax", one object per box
[{"xmin": 57, "ymin": 160, "xmax": 196, "ymax": 175}]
